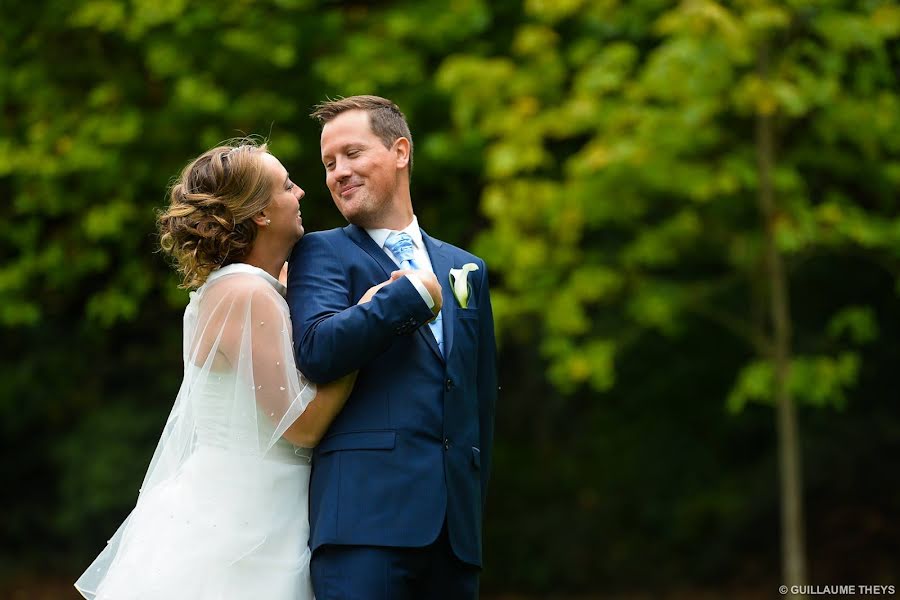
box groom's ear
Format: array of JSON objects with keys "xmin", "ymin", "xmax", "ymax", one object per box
[{"xmin": 393, "ymin": 137, "xmax": 410, "ymax": 171}]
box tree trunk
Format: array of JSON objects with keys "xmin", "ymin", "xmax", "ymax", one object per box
[{"xmin": 755, "ymin": 39, "xmax": 808, "ymax": 596}]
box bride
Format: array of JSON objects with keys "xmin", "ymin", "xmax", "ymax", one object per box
[{"xmin": 75, "ymin": 140, "xmax": 390, "ymax": 599}]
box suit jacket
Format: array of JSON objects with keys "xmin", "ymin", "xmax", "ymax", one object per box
[{"xmin": 287, "ymin": 224, "xmax": 497, "ymax": 567}]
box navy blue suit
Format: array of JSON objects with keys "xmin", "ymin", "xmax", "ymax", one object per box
[{"xmin": 287, "ymin": 224, "xmax": 497, "ymax": 597}]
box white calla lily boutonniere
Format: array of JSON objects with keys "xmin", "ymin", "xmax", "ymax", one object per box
[{"xmin": 449, "ymin": 263, "xmax": 479, "ymax": 308}]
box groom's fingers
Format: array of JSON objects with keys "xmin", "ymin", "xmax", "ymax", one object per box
[{"xmin": 390, "ymin": 269, "xmax": 413, "ymax": 280}]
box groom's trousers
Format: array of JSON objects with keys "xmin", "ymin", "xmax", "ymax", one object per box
[{"xmin": 310, "ymin": 520, "xmax": 480, "ymax": 600}]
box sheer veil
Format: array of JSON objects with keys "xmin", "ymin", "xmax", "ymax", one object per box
[{"xmin": 75, "ymin": 263, "xmax": 316, "ymax": 598}]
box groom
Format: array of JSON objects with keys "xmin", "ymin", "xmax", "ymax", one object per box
[{"xmin": 287, "ymin": 95, "xmax": 497, "ymax": 599}]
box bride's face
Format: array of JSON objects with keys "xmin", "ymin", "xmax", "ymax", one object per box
[{"xmin": 260, "ymin": 153, "xmax": 305, "ymax": 244}]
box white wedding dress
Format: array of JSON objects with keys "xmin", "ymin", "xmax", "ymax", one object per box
[{"xmin": 76, "ymin": 264, "xmax": 317, "ymax": 600}]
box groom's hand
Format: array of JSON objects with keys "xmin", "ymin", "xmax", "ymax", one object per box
[{"xmin": 392, "ymin": 269, "xmax": 443, "ymax": 317}]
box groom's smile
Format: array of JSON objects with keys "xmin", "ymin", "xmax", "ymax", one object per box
[{"xmin": 340, "ymin": 181, "xmax": 363, "ymax": 198}]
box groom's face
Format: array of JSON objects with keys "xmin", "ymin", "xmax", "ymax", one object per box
[{"xmin": 320, "ymin": 110, "xmax": 402, "ymax": 228}]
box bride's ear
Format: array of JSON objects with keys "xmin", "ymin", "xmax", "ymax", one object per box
[{"xmin": 252, "ymin": 212, "xmax": 270, "ymax": 227}]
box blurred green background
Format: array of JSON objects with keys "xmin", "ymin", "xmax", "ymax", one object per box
[{"xmin": 2, "ymin": 0, "xmax": 899, "ymax": 597}]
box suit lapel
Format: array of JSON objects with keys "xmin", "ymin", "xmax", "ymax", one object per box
[
  {"xmin": 343, "ymin": 224, "xmax": 397, "ymax": 277},
  {"xmin": 422, "ymin": 231, "xmax": 456, "ymax": 361}
]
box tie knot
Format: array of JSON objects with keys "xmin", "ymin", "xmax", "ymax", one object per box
[{"xmin": 385, "ymin": 232, "xmax": 416, "ymax": 264}]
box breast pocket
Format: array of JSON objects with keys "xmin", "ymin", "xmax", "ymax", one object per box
[
  {"xmin": 453, "ymin": 311, "xmax": 480, "ymax": 367},
  {"xmin": 455, "ymin": 310, "xmax": 479, "ymax": 343}
]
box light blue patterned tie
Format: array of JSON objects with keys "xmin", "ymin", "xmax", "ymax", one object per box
[
  {"xmin": 384, "ymin": 231, "xmax": 418, "ymax": 270},
  {"xmin": 385, "ymin": 232, "xmax": 444, "ymax": 356}
]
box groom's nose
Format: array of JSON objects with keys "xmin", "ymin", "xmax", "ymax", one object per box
[{"xmin": 332, "ymin": 157, "xmax": 352, "ymax": 181}]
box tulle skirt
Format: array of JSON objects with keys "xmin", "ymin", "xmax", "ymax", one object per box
[{"xmin": 75, "ymin": 446, "xmax": 313, "ymax": 600}]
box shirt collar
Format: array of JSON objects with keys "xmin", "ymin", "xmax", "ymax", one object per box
[{"xmin": 366, "ymin": 215, "xmax": 424, "ymax": 250}]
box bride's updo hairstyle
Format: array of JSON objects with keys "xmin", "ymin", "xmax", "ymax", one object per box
[{"xmin": 158, "ymin": 140, "xmax": 273, "ymax": 289}]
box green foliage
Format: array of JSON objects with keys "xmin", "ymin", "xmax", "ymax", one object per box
[
  {"xmin": 727, "ymin": 353, "xmax": 861, "ymax": 413},
  {"xmin": 828, "ymin": 306, "xmax": 879, "ymax": 344},
  {"xmin": 3, "ymin": 0, "xmax": 900, "ymax": 593},
  {"xmin": 437, "ymin": 0, "xmax": 900, "ymax": 413}
]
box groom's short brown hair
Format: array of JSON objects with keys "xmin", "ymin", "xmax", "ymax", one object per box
[{"xmin": 311, "ymin": 95, "xmax": 414, "ymax": 170}]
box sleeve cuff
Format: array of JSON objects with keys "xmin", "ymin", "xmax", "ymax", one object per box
[{"xmin": 404, "ymin": 273, "xmax": 434, "ymax": 310}]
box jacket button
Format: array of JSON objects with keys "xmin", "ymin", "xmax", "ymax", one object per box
[
  {"xmin": 443, "ymin": 438, "xmax": 450, "ymax": 450},
  {"xmin": 445, "ymin": 378, "xmax": 453, "ymax": 391}
]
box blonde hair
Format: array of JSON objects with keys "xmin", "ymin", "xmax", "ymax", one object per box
[{"xmin": 158, "ymin": 140, "xmax": 273, "ymax": 289}]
